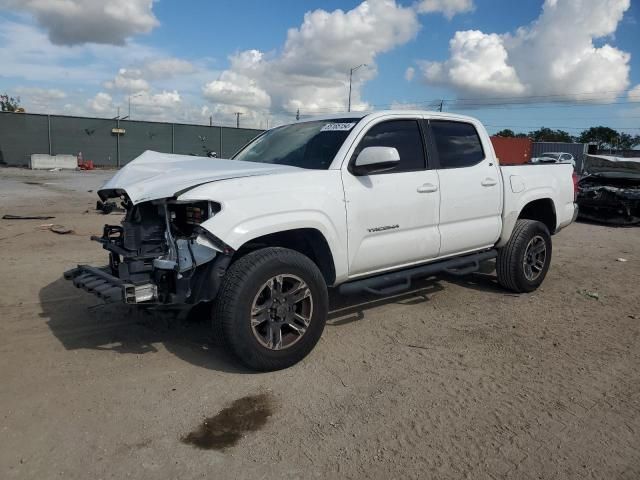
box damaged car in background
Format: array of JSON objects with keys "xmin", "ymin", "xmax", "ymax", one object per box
[{"xmin": 577, "ymin": 155, "xmax": 640, "ymax": 225}]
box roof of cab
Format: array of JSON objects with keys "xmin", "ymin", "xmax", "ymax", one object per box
[{"xmin": 294, "ymin": 109, "xmax": 480, "ymax": 124}]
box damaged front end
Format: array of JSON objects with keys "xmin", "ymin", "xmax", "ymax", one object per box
[
  {"xmin": 577, "ymin": 155, "xmax": 640, "ymax": 226},
  {"xmin": 64, "ymin": 195, "xmax": 233, "ymax": 305}
]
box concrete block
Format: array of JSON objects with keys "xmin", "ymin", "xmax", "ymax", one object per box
[{"xmin": 30, "ymin": 154, "xmax": 77, "ymax": 170}]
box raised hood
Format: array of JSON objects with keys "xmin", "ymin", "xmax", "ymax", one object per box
[{"xmin": 98, "ymin": 150, "xmax": 299, "ymax": 204}]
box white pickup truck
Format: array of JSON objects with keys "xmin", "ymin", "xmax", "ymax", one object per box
[{"xmin": 65, "ymin": 111, "xmax": 577, "ymax": 371}]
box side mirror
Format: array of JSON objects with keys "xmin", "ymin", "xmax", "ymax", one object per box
[{"xmin": 352, "ymin": 146, "xmax": 400, "ymax": 175}]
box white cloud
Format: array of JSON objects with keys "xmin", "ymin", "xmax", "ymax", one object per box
[
  {"xmin": 0, "ymin": 19, "xmax": 160, "ymax": 85},
  {"xmin": 0, "ymin": 0, "xmax": 159, "ymax": 45},
  {"xmin": 127, "ymin": 90, "xmax": 182, "ymax": 121},
  {"xmin": 405, "ymin": 66, "xmax": 415, "ymax": 81},
  {"xmin": 420, "ymin": 30, "xmax": 525, "ymax": 95},
  {"xmin": 14, "ymin": 87, "xmax": 66, "ymax": 112},
  {"xmin": 131, "ymin": 90, "xmax": 181, "ymax": 109},
  {"xmin": 15, "ymin": 87, "xmax": 66, "ymax": 101},
  {"xmin": 105, "ymin": 68, "xmax": 151, "ymax": 92},
  {"xmin": 88, "ymin": 92, "xmax": 113, "ymax": 114},
  {"xmin": 143, "ymin": 58, "xmax": 196, "ymax": 79},
  {"xmin": 629, "ymin": 84, "xmax": 640, "ymax": 100},
  {"xmin": 104, "ymin": 56, "xmax": 200, "ymax": 91},
  {"xmin": 279, "ymin": 0, "xmax": 419, "ymax": 77},
  {"xmin": 416, "ymin": 0, "xmax": 631, "ymax": 101},
  {"xmin": 415, "ymin": 0, "xmax": 474, "ymax": 19},
  {"xmin": 0, "ymin": 0, "xmax": 481, "ymax": 126},
  {"xmin": 203, "ymin": 70, "xmax": 271, "ymax": 109},
  {"xmin": 201, "ymin": 0, "xmax": 420, "ymax": 121},
  {"xmin": 389, "ymin": 101, "xmax": 422, "ymax": 109}
]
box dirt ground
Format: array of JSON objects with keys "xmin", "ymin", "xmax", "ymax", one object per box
[{"xmin": 1, "ymin": 167, "xmax": 639, "ymax": 480}]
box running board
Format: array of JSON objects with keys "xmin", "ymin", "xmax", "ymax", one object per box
[{"xmin": 338, "ymin": 250, "xmax": 498, "ymax": 296}]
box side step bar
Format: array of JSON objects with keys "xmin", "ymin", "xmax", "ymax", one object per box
[{"xmin": 338, "ymin": 250, "xmax": 498, "ymax": 296}]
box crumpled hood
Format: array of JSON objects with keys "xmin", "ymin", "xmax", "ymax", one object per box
[{"xmin": 99, "ymin": 150, "xmax": 299, "ymax": 204}]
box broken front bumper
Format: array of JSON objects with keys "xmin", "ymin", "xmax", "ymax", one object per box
[{"xmin": 64, "ymin": 265, "xmax": 157, "ymax": 304}]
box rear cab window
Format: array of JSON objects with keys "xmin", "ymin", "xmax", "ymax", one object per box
[{"xmin": 428, "ymin": 120, "xmax": 485, "ymax": 169}]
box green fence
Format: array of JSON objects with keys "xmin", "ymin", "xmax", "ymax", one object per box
[{"xmin": 0, "ymin": 112, "xmax": 263, "ymax": 167}]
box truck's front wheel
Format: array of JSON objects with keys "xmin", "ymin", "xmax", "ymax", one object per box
[
  {"xmin": 496, "ymin": 219, "xmax": 552, "ymax": 293},
  {"xmin": 213, "ymin": 247, "xmax": 328, "ymax": 371}
]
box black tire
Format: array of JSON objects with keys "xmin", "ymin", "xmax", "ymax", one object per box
[
  {"xmin": 213, "ymin": 247, "xmax": 328, "ymax": 371},
  {"xmin": 496, "ymin": 219, "xmax": 552, "ymax": 293}
]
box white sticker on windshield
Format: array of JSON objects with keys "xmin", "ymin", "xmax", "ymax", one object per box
[{"xmin": 321, "ymin": 122, "xmax": 356, "ymax": 132}]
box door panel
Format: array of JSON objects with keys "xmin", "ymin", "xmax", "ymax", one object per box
[
  {"xmin": 437, "ymin": 162, "xmax": 501, "ymax": 255},
  {"xmin": 342, "ymin": 118, "xmax": 440, "ymax": 277},
  {"xmin": 342, "ymin": 170, "xmax": 441, "ymax": 276},
  {"xmin": 427, "ymin": 120, "xmax": 502, "ymax": 256}
]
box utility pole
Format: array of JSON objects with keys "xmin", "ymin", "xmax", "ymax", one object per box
[
  {"xmin": 296, "ymin": 109, "xmax": 300, "ymax": 121},
  {"xmin": 209, "ymin": 115, "xmax": 213, "ymax": 127},
  {"xmin": 438, "ymin": 100, "xmax": 444, "ymax": 112},
  {"xmin": 116, "ymin": 107, "xmax": 120, "ymax": 169},
  {"xmin": 114, "ymin": 107, "xmax": 129, "ymax": 169},
  {"xmin": 348, "ymin": 64, "xmax": 367, "ymax": 112},
  {"xmin": 235, "ymin": 112, "xmax": 243, "ymax": 128}
]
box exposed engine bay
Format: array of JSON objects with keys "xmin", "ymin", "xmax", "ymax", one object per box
[
  {"xmin": 65, "ymin": 194, "xmax": 232, "ymax": 304},
  {"xmin": 577, "ymin": 155, "xmax": 640, "ymax": 226}
]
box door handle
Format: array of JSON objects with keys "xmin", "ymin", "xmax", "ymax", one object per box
[
  {"xmin": 481, "ymin": 178, "xmax": 497, "ymax": 187},
  {"xmin": 417, "ymin": 183, "xmax": 438, "ymax": 193}
]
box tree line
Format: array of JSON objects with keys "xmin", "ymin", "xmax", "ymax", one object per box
[
  {"xmin": 494, "ymin": 127, "xmax": 640, "ymax": 150},
  {"xmin": 1, "ymin": 94, "xmax": 21, "ymax": 112}
]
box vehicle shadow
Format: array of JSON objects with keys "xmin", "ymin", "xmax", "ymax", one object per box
[
  {"xmin": 39, "ymin": 272, "xmax": 490, "ymax": 372},
  {"xmin": 327, "ymin": 276, "xmax": 445, "ymax": 326},
  {"xmin": 440, "ymin": 271, "xmax": 510, "ymax": 295},
  {"xmin": 39, "ymin": 276, "xmax": 249, "ymax": 374},
  {"xmin": 575, "ymin": 217, "xmax": 638, "ymax": 228}
]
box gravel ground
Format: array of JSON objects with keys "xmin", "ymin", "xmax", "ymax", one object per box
[{"xmin": 1, "ymin": 167, "xmax": 639, "ymax": 479}]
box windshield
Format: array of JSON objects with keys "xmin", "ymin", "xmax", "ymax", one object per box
[
  {"xmin": 233, "ymin": 118, "xmax": 360, "ymax": 169},
  {"xmin": 541, "ymin": 153, "xmax": 561, "ymax": 160}
]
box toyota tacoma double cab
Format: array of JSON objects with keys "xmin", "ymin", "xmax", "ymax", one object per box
[{"xmin": 65, "ymin": 111, "xmax": 578, "ymax": 371}]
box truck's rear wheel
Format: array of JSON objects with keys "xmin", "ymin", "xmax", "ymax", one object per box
[
  {"xmin": 496, "ymin": 219, "xmax": 552, "ymax": 293},
  {"xmin": 213, "ymin": 247, "xmax": 328, "ymax": 371}
]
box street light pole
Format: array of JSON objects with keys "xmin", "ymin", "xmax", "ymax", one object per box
[
  {"xmin": 128, "ymin": 93, "xmax": 143, "ymax": 120},
  {"xmin": 348, "ymin": 64, "xmax": 366, "ymax": 112}
]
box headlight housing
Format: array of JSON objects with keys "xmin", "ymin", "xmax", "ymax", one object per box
[{"xmin": 167, "ymin": 201, "xmax": 221, "ymax": 237}]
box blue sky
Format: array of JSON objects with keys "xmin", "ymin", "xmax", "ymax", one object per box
[{"xmin": 0, "ymin": 0, "xmax": 638, "ymax": 135}]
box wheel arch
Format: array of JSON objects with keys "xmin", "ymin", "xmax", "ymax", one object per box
[
  {"xmin": 518, "ymin": 198, "xmax": 557, "ymax": 234},
  {"xmin": 498, "ymin": 193, "xmax": 558, "ymax": 248},
  {"xmin": 233, "ymin": 228, "xmax": 337, "ymax": 285}
]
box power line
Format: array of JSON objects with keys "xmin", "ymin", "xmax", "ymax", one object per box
[
  {"xmin": 292, "ymin": 89, "xmax": 640, "ymax": 116},
  {"xmin": 295, "ymin": 99, "xmax": 640, "ymax": 116},
  {"xmin": 457, "ymin": 91, "xmax": 627, "ymax": 101}
]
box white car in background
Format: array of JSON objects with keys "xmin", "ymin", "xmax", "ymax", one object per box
[{"xmin": 531, "ymin": 152, "xmax": 575, "ymax": 168}]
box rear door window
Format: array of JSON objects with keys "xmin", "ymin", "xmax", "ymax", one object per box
[{"xmin": 429, "ymin": 121, "xmax": 485, "ymax": 169}]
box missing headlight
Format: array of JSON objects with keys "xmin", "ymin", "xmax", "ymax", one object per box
[{"xmin": 168, "ymin": 201, "xmax": 221, "ymax": 237}]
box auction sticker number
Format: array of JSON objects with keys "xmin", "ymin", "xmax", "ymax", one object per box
[{"xmin": 321, "ymin": 122, "xmax": 356, "ymax": 132}]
